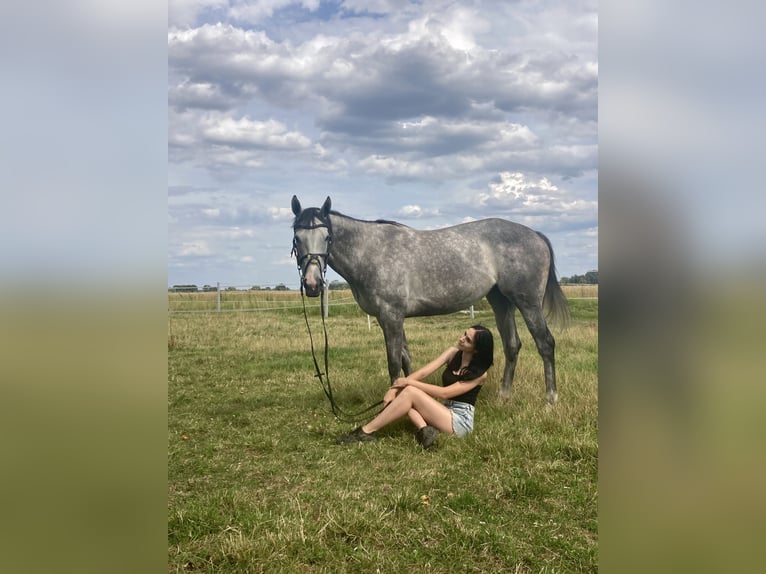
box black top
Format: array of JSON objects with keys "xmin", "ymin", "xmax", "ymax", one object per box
[{"xmin": 441, "ymin": 352, "xmax": 483, "ymax": 406}]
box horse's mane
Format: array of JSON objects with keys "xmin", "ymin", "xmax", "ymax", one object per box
[
  {"xmin": 330, "ymin": 210, "xmax": 409, "ymax": 228},
  {"xmin": 293, "ymin": 207, "xmax": 409, "ymax": 229}
]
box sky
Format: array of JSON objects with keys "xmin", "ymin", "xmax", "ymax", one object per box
[{"xmin": 168, "ymin": 0, "xmax": 598, "ymax": 289}]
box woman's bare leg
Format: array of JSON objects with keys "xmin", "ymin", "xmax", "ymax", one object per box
[
  {"xmin": 408, "ymin": 409, "xmax": 427, "ymax": 429},
  {"xmin": 383, "ymin": 388, "xmax": 425, "ymax": 428},
  {"xmin": 362, "ymin": 386, "xmax": 454, "ymax": 434}
]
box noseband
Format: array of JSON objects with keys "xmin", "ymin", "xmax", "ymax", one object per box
[{"xmin": 291, "ymin": 221, "xmax": 333, "ymax": 289}]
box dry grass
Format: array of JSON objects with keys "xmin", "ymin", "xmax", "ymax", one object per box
[
  {"xmin": 561, "ymin": 284, "xmax": 598, "ymax": 298},
  {"xmin": 168, "ymin": 294, "xmax": 598, "ymax": 572}
]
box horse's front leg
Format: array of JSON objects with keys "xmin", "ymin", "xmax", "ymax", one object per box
[
  {"xmin": 401, "ymin": 330, "xmax": 412, "ymax": 377},
  {"xmin": 378, "ymin": 314, "xmax": 405, "ymax": 384}
]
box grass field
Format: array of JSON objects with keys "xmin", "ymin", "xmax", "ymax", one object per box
[{"xmin": 168, "ymin": 288, "xmax": 598, "ymax": 573}]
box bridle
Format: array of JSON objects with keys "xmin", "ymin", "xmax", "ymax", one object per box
[
  {"xmin": 291, "ymin": 217, "xmax": 384, "ymax": 424},
  {"xmin": 291, "ymin": 221, "xmax": 333, "ymax": 293}
]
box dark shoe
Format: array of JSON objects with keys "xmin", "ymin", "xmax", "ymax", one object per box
[
  {"xmin": 337, "ymin": 426, "xmax": 376, "ymax": 445},
  {"xmin": 416, "ymin": 425, "xmax": 439, "ymax": 449}
]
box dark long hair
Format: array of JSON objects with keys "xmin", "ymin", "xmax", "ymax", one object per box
[{"xmin": 448, "ymin": 324, "xmax": 495, "ymax": 382}]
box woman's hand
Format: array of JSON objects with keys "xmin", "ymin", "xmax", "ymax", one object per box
[
  {"xmin": 391, "ymin": 377, "xmax": 409, "ymax": 389},
  {"xmin": 383, "ymin": 378, "xmax": 410, "ymax": 405},
  {"xmin": 382, "ymin": 386, "xmax": 401, "ymax": 405}
]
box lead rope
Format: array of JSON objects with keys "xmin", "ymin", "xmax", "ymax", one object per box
[{"xmin": 299, "ymin": 284, "xmax": 384, "ymax": 424}]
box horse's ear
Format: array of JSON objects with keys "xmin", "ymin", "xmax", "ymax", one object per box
[
  {"xmin": 321, "ymin": 196, "xmax": 332, "ymax": 216},
  {"xmin": 291, "ymin": 195, "xmax": 302, "ymax": 215}
]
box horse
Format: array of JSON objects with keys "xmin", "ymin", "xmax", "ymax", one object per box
[{"xmin": 290, "ymin": 195, "xmax": 569, "ymax": 403}]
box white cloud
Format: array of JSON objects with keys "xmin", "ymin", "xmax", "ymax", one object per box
[
  {"xmin": 168, "ymin": 16, "xmax": 596, "ymax": 120},
  {"xmin": 405, "ymin": 6, "xmax": 489, "ymax": 52},
  {"xmin": 201, "ymin": 116, "xmax": 313, "ymax": 150},
  {"xmin": 168, "ymin": 9, "xmax": 596, "ymax": 180},
  {"xmin": 169, "ymin": 109, "xmax": 321, "ymax": 171},
  {"xmin": 169, "ymin": 80, "xmax": 242, "ymax": 110},
  {"xmin": 229, "ymin": 0, "xmax": 321, "ymax": 24},
  {"xmin": 486, "ymin": 171, "xmax": 559, "ymax": 196},
  {"xmin": 169, "ymin": 0, "xmax": 228, "ymax": 28},
  {"xmin": 340, "ymin": 0, "xmax": 402, "ymax": 15},
  {"xmin": 206, "ymin": 148, "xmax": 266, "ymax": 169},
  {"xmin": 178, "ymin": 240, "xmax": 212, "ymax": 256},
  {"xmin": 397, "ymin": 204, "xmax": 442, "ymax": 219},
  {"xmin": 169, "ymin": 0, "xmax": 324, "ymax": 28},
  {"xmin": 268, "ymin": 206, "xmax": 295, "ymax": 221},
  {"xmin": 390, "ymin": 116, "xmax": 538, "ymax": 155},
  {"xmin": 217, "ymin": 227, "xmax": 256, "ymax": 240},
  {"xmin": 477, "ymin": 171, "xmax": 597, "ymax": 218},
  {"xmin": 398, "ymin": 204, "xmax": 422, "ymax": 217}
]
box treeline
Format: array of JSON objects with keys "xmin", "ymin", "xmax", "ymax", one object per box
[
  {"xmin": 169, "ymin": 284, "xmax": 293, "ymax": 292},
  {"xmin": 560, "ymin": 270, "xmax": 598, "ymax": 284},
  {"xmin": 170, "ymin": 272, "xmax": 597, "ymax": 293}
]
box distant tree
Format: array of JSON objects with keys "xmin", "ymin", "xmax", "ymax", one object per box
[
  {"xmin": 250, "ymin": 286, "xmax": 261, "ymax": 291},
  {"xmin": 171, "ymin": 284, "xmax": 199, "ymax": 292},
  {"xmin": 226, "ymin": 286, "xmax": 237, "ymax": 291},
  {"xmin": 328, "ymin": 280, "xmax": 349, "ymax": 290},
  {"xmin": 274, "ymin": 283, "xmax": 290, "ymax": 291},
  {"xmin": 560, "ymin": 271, "xmax": 598, "ymax": 285},
  {"xmin": 202, "ymin": 285, "xmax": 216, "ymax": 292}
]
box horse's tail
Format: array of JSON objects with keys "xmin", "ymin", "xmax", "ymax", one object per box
[{"xmin": 537, "ymin": 232, "xmax": 571, "ymax": 328}]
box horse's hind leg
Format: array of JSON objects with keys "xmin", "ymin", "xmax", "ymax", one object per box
[
  {"xmin": 516, "ymin": 298, "xmax": 557, "ymax": 404},
  {"xmin": 487, "ymin": 287, "xmax": 521, "ymax": 399}
]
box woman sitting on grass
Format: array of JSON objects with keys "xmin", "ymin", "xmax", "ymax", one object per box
[{"xmin": 337, "ymin": 325, "xmax": 494, "ymax": 449}]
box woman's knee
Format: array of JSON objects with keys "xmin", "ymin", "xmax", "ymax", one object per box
[{"xmin": 401, "ymin": 385, "xmax": 427, "ymax": 399}]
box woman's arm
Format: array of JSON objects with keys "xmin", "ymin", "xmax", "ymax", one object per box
[
  {"xmin": 382, "ymin": 347, "xmax": 457, "ymax": 405},
  {"xmin": 393, "ymin": 372, "xmax": 488, "ymax": 400},
  {"xmin": 406, "ymin": 347, "xmax": 458, "ymax": 381}
]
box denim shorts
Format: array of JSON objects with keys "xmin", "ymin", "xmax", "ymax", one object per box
[{"xmin": 444, "ymin": 400, "xmax": 475, "ymax": 437}]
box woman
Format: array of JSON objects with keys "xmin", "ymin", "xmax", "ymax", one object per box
[{"xmin": 337, "ymin": 325, "xmax": 494, "ymax": 448}]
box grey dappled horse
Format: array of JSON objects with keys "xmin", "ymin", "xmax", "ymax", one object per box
[{"xmin": 291, "ymin": 196, "xmax": 569, "ymax": 403}]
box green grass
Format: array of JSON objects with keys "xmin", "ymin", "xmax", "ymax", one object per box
[{"xmin": 168, "ymin": 296, "xmax": 598, "ymax": 573}]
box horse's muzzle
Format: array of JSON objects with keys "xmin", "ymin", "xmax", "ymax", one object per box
[
  {"xmin": 302, "ymin": 262, "xmax": 324, "ymax": 297},
  {"xmin": 303, "ymin": 283, "xmax": 322, "ymax": 297}
]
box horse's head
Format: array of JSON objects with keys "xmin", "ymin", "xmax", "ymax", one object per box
[{"xmin": 291, "ymin": 195, "xmax": 333, "ymax": 297}]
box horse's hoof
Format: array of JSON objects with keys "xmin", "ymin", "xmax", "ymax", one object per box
[{"xmin": 546, "ymin": 391, "xmax": 558, "ymax": 404}]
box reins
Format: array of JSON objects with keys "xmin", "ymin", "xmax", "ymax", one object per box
[
  {"xmin": 298, "ymin": 286, "xmax": 385, "ymax": 424},
  {"xmin": 293, "ymin": 214, "xmax": 385, "ymax": 423}
]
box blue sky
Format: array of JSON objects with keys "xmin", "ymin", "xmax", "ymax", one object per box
[{"xmin": 168, "ymin": 0, "xmax": 598, "ymax": 288}]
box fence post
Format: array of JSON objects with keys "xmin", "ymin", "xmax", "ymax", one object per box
[
  {"xmin": 217, "ymin": 282, "xmax": 221, "ymax": 312},
  {"xmin": 322, "ymin": 287, "xmax": 329, "ymax": 319},
  {"xmin": 470, "ymin": 304, "xmax": 474, "ymax": 319}
]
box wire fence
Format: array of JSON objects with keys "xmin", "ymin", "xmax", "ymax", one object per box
[
  {"xmin": 167, "ymin": 283, "xmax": 598, "ymax": 315},
  {"xmin": 168, "ymin": 289, "xmax": 356, "ymax": 315}
]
